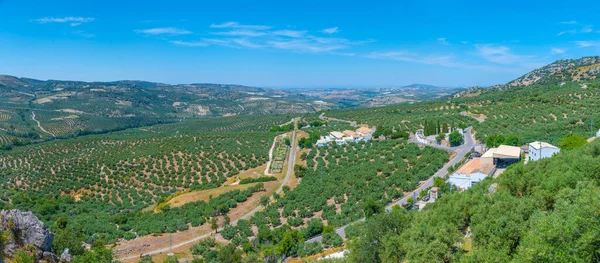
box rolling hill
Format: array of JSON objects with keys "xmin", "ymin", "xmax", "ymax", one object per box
[{"xmin": 0, "ymin": 75, "xmax": 462, "ymax": 147}]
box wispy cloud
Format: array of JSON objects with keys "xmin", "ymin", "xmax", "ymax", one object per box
[
  {"xmin": 475, "ymin": 44, "xmax": 524, "ymax": 64},
  {"xmin": 581, "ymin": 26, "xmax": 593, "ymax": 33},
  {"xmin": 135, "ymin": 27, "xmax": 192, "ymax": 35},
  {"xmin": 212, "ymin": 30, "xmax": 267, "ymax": 37},
  {"xmin": 210, "ymin": 22, "xmax": 271, "ymax": 30},
  {"xmin": 232, "ymin": 38, "xmax": 263, "ymax": 48},
  {"xmin": 474, "ymin": 44, "xmax": 543, "ymax": 69},
  {"xmin": 559, "ymin": 20, "xmax": 578, "ymax": 25},
  {"xmin": 574, "ymin": 41, "xmax": 600, "ymax": 47},
  {"xmin": 437, "ymin": 37, "xmax": 449, "ymax": 45},
  {"xmin": 33, "ymin": 16, "xmax": 94, "ymax": 26},
  {"xmin": 164, "ymin": 22, "xmax": 369, "ymax": 54},
  {"xmin": 557, "ymin": 30, "xmax": 577, "ymax": 36},
  {"xmin": 551, "ymin": 48, "xmax": 565, "ymax": 54},
  {"xmin": 73, "ymin": 30, "xmax": 95, "ymax": 38},
  {"xmin": 365, "ymin": 51, "xmax": 459, "ymax": 67},
  {"xmin": 171, "ymin": 39, "xmax": 235, "ymax": 47},
  {"xmin": 322, "ymin": 27, "xmax": 339, "ymax": 34},
  {"xmin": 272, "ymin": 30, "xmax": 307, "ymax": 38},
  {"xmin": 268, "ymin": 39, "xmax": 346, "ymax": 53},
  {"xmin": 558, "ymin": 25, "xmax": 594, "ymax": 36}
]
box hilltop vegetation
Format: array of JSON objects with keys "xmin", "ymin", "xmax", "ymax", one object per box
[
  {"xmin": 345, "ymin": 138, "xmax": 600, "ymax": 263},
  {"xmin": 508, "ymin": 56, "xmax": 600, "ymax": 87}
]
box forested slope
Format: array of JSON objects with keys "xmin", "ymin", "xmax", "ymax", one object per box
[{"xmin": 346, "ymin": 139, "xmax": 600, "ymax": 262}]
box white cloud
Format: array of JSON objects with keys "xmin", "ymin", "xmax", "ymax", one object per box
[
  {"xmin": 210, "ymin": 22, "xmax": 271, "ymax": 30},
  {"xmin": 365, "ymin": 51, "xmax": 459, "ymax": 67},
  {"xmin": 557, "ymin": 30, "xmax": 577, "ymax": 36},
  {"xmin": 164, "ymin": 21, "xmax": 370, "ymax": 55},
  {"xmin": 73, "ymin": 30, "xmax": 95, "ymax": 38},
  {"xmin": 460, "ymin": 41, "xmax": 469, "ymax": 44},
  {"xmin": 267, "ymin": 39, "xmax": 346, "ymax": 53},
  {"xmin": 33, "ymin": 17, "xmax": 94, "ymax": 26},
  {"xmin": 170, "ymin": 39, "xmax": 234, "ymax": 47},
  {"xmin": 135, "ymin": 27, "xmax": 192, "ymax": 35},
  {"xmin": 551, "ymin": 48, "xmax": 565, "ymax": 54},
  {"xmin": 170, "ymin": 40, "xmax": 210, "ymax": 47},
  {"xmin": 558, "ymin": 25, "xmax": 594, "ymax": 36},
  {"xmin": 475, "ymin": 44, "xmax": 523, "ymax": 64},
  {"xmin": 474, "ymin": 44, "xmax": 543, "ymax": 69},
  {"xmin": 437, "ymin": 37, "xmax": 449, "ymax": 45},
  {"xmin": 581, "ymin": 26, "xmax": 594, "ymax": 33},
  {"xmin": 322, "ymin": 27, "xmax": 339, "ymax": 34},
  {"xmin": 232, "ymin": 38, "xmax": 263, "ymax": 48},
  {"xmin": 559, "ymin": 21, "xmax": 578, "ymax": 25},
  {"xmin": 574, "ymin": 41, "xmax": 600, "ymax": 47},
  {"xmin": 272, "ymin": 30, "xmax": 307, "ymax": 38},
  {"xmin": 212, "ymin": 30, "xmax": 267, "ymax": 37}
]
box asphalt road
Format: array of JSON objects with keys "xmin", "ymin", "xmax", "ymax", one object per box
[
  {"xmin": 118, "ymin": 118, "xmax": 299, "ymax": 261},
  {"xmin": 306, "ymin": 127, "xmax": 475, "ymax": 243}
]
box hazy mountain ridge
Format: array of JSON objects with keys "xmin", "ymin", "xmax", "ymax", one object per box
[
  {"xmin": 509, "ymin": 56, "xmax": 600, "ymax": 87},
  {"xmin": 451, "ymin": 56, "xmax": 600, "ymax": 98}
]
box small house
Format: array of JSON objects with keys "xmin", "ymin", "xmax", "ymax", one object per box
[
  {"xmin": 448, "ymin": 158, "xmax": 496, "ymax": 191},
  {"xmin": 528, "ymin": 141, "xmax": 560, "ymax": 161}
]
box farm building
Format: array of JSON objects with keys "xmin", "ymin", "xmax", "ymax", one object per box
[
  {"xmin": 481, "ymin": 145, "xmax": 521, "ymax": 167},
  {"xmin": 448, "ymin": 158, "xmax": 496, "ymax": 191},
  {"xmin": 528, "ymin": 141, "xmax": 560, "ymax": 161},
  {"xmin": 343, "ymin": 130, "xmax": 361, "ymax": 140},
  {"xmin": 316, "ymin": 127, "xmax": 376, "ymax": 147},
  {"xmin": 329, "ymin": 131, "xmax": 345, "ymax": 139},
  {"xmin": 356, "ymin": 126, "xmax": 374, "ymax": 140}
]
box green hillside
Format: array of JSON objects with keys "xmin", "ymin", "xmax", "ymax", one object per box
[{"xmin": 345, "ymin": 137, "xmax": 600, "ymax": 262}]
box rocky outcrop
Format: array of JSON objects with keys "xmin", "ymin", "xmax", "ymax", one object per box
[{"xmin": 0, "ymin": 209, "xmax": 69, "ymax": 263}]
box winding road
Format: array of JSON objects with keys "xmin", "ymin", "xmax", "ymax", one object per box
[
  {"xmin": 118, "ymin": 118, "xmax": 299, "ymax": 262},
  {"xmin": 306, "ymin": 127, "xmax": 475, "ymax": 243},
  {"xmin": 31, "ymin": 110, "xmax": 56, "ymax": 137}
]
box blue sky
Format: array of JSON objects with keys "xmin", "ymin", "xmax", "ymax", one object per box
[{"xmin": 1, "ymin": 0, "xmax": 599, "ymax": 88}]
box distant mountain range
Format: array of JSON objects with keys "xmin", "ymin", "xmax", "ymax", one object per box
[{"xmin": 0, "ymin": 75, "xmax": 460, "ymax": 142}]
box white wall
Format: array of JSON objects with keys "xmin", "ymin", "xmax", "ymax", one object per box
[
  {"xmin": 528, "ymin": 145, "xmax": 560, "ymax": 161},
  {"xmin": 448, "ymin": 172, "xmax": 489, "ymax": 191}
]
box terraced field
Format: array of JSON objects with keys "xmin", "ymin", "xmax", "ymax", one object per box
[
  {"xmin": 0, "ymin": 115, "xmax": 289, "ymax": 242},
  {"xmin": 327, "ymin": 102, "xmax": 477, "ymax": 134},
  {"xmin": 455, "ymin": 81, "xmax": 600, "ymax": 144}
]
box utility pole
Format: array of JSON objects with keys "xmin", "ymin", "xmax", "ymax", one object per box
[{"xmin": 591, "ymin": 116, "xmax": 594, "ymax": 138}]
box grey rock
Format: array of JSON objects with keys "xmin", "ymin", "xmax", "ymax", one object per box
[
  {"xmin": 0, "ymin": 209, "xmax": 54, "ymax": 259},
  {"xmin": 60, "ymin": 248, "xmax": 73, "ymax": 263},
  {"xmin": 488, "ymin": 183, "xmax": 498, "ymax": 195},
  {"xmin": 43, "ymin": 251, "xmax": 59, "ymax": 263}
]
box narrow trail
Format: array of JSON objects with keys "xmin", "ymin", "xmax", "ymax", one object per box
[
  {"xmin": 318, "ymin": 112, "xmax": 358, "ymax": 127},
  {"xmin": 31, "ymin": 110, "xmax": 55, "ymax": 137},
  {"xmin": 117, "ymin": 118, "xmax": 300, "ymax": 262}
]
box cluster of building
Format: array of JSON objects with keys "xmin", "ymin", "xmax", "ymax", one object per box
[
  {"xmin": 316, "ymin": 126, "xmax": 374, "ymax": 147},
  {"xmin": 448, "ymin": 141, "xmax": 560, "ymax": 191}
]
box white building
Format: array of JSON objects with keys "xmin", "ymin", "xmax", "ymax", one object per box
[
  {"xmin": 316, "ymin": 136, "xmax": 331, "ymax": 147},
  {"xmin": 480, "ymin": 145, "xmax": 521, "ymax": 167},
  {"xmin": 329, "ymin": 131, "xmax": 344, "ymax": 139},
  {"xmin": 449, "ymin": 158, "xmax": 496, "ymax": 191},
  {"xmin": 356, "ymin": 126, "xmax": 373, "ymax": 141},
  {"xmin": 528, "ymin": 141, "xmax": 560, "ymax": 161}
]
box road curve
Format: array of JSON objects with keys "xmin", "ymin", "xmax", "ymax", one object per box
[
  {"xmin": 306, "ymin": 127, "xmax": 475, "ymax": 243},
  {"xmin": 117, "ymin": 118, "xmax": 299, "ymax": 262},
  {"xmin": 32, "ymin": 110, "xmax": 56, "ymax": 137}
]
